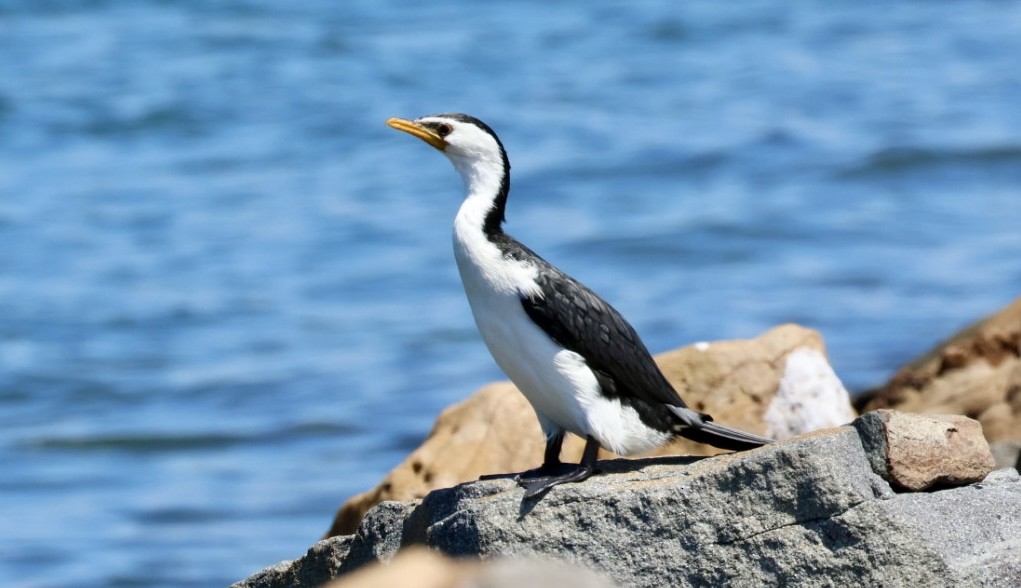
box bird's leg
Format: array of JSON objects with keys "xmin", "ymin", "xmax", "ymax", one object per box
[
  {"xmin": 512, "ymin": 432, "xmax": 566, "ymax": 481},
  {"xmin": 481, "ymin": 432, "xmax": 566, "ymax": 481},
  {"xmin": 541, "ymin": 431, "xmax": 565, "ymax": 470},
  {"xmin": 518, "ymin": 435, "xmax": 600, "ymax": 499}
]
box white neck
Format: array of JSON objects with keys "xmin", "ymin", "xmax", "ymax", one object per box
[
  {"xmin": 450, "ymin": 152, "xmax": 538, "ymax": 297},
  {"xmin": 449, "ymin": 152, "xmax": 505, "ymax": 235}
]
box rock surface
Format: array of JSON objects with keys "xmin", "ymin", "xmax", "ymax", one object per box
[
  {"xmin": 234, "ymin": 418, "xmax": 1021, "ymax": 588},
  {"xmin": 853, "ymin": 410, "xmax": 996, "ymax": 491},
  {"xmin": 859, "ymin": 295, "xmax": 1021, "ymax": 446},
  {"xmin": 327, "ymin": 324, "xmax": 855, "ymax": 537}
]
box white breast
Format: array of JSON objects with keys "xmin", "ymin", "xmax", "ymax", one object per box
[
  {"xmin": 452, "ymin": 211, "xmax": 586, "ymax": 435},
  {"xmin": 451, "ymin": 208, "xmax": 670, "ymax": 456}
]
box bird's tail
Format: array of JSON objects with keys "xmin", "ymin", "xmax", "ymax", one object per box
[{"xmin": 668, "ymin": 406, "xmax": 773, "ymax": 451}]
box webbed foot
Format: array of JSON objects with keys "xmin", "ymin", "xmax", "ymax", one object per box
[
  {"xmin": 517, "ymin": 462, "xmax": 597, "ymax": 499},
  {"xmin": 516, "ymin": 435, "xmax": 601, "ymax": 499}
]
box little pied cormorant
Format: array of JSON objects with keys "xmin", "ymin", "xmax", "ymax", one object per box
[{"xmin": 387, "ymin": 113, "xmax": 772, "ymax": 498}]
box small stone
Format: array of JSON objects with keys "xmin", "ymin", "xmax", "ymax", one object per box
[
  {"xmin": 989, "ymin": 440, "xmax": 1021, "ymax": 470},
  {"xmin": 983, "ymin": 467, "xmax": 1021, "ymax": 485},
  {"xmin": 853, "ymin": 409, "xmax": 996, "ymax": 491}
]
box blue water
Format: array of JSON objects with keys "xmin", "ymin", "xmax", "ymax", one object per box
[{"xmin": 1, "ymin": 1, "xmax": 1019, "ymax": 586}]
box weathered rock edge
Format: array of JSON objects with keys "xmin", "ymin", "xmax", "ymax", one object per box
[{"xmin": 232, "ymin": 424, "xmax": 1021, "ymax": 588}]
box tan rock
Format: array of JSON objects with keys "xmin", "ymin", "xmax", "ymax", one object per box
[
  {"xmin": 859, "ymin": 296, "xmax": 1021, "ymax": 445},
  {"xmin": 654, "ymin": 324, "xmax": 855, "ymax": 440},
  {"xmin": 326, "ymin": 324, "xmax": 853, "ymax": 537},
  {"xmin": 854, "ymin": 409, "xmax": 996, "ymax": 491},
  {"xmin": 323, "ymin": 548, "xmax": 619, "ymax": 588},
  {"xmin": 323, "ymin": 548, "xmax": 473, "ymax": 588}
]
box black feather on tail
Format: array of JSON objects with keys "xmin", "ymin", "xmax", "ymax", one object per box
[{"xmin": 668, "ymin": 406, "xmax": 773, "ymax": 451}]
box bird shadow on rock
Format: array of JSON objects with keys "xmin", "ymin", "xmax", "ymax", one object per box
[{"xmin": 513, "ymin": 454, "xmax": 710, "ymax": 519}]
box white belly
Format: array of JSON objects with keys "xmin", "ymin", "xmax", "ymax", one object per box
[
  {"xmin": 452, "ymin": 228, "xmax": 670, "ymax": 456},
  {"xmin": 470, "ymin": 286, "xmax": 595, "ymax": 437}
]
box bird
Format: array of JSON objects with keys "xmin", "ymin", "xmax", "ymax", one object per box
[{"xmin": 386, "ymin": 113, "xmax": 772, "ymax": 498}]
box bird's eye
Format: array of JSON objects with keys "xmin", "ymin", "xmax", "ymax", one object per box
[{"xmin": 434, "ymin": 123, "xmax": 453, "ymax": 137}]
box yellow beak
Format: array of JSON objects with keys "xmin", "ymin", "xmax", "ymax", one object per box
[{"xmin": 386, "ymin": 117, "xmax": 447, "ymax": 151}]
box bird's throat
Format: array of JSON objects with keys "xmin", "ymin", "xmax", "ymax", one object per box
[{"xmin": 447, "ymin": 152, "xmax": 509, "ymax": 238}]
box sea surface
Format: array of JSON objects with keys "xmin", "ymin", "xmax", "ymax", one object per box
[{"xmin": 1, "ymin": 1, "xmax": 1019, "ymax": 586}]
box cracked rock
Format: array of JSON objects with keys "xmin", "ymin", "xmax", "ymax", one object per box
[{"xmin": 233, "ymin": 427, "xmax": 1021, "ymax": 587}]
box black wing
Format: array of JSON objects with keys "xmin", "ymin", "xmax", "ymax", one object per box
[{"xmin": 520, "ymin": 259, "xmax": 689, "ymax": 410}]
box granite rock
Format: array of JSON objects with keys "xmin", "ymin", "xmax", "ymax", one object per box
[
  {"xmin": 231, "ymin": 536, "xmax": 352, "ymax": 588},
  {"xmin": 235, "ymin": 425, "xmax": 1021, "ymax": 588}
]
